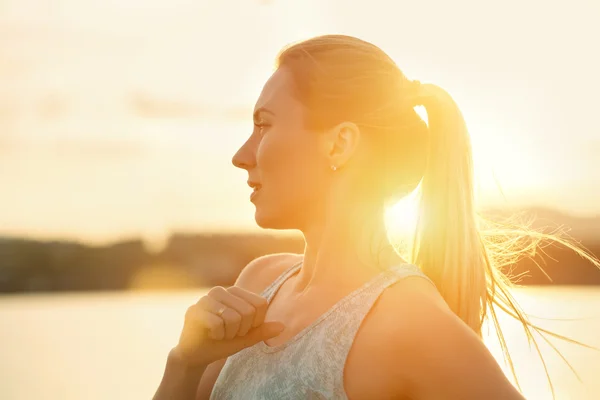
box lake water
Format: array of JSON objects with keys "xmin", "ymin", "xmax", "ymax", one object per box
[{"xmin": 0, "ymin": 287, "xmax": 599, "ymax": 400}]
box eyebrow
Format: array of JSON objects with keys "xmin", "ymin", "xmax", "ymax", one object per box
[{"xmin": 253, "ymin": 107, "xmax": 275, "ymax": 120}]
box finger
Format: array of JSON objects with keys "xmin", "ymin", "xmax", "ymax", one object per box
[
  {"xmin": 197, "ymin": 295, "xmax": 226, "ymax": 315},
  {"xmin": 197, "ymin": 296, "xmax": 239, "ymax": 337},
  {"xmin": 202, "ymin": 310, "xmax": 225, "ymax": 340},
  {"xmin": 226, "ymin": 286, "xmax": 269, "ymax": 328},
  {"xmin": 220, "ymin": 307, "xmax": 242, "ymax": 340},
  {"xmin": 225, "ymin": 287, "xmax": 263, "ymax": 335},
  {"xmin": 208, "ymin": 287, "xmax": 256, "ymax": 337},
  {"xmin": 197, "ymin": 296, "xmax": 240, "ymax": 340},
  {"xmin": 183, "ymin": 306, "xmax": 224, "ymax": 342}
]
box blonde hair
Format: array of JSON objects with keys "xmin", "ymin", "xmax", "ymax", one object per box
[{"xmin": 276, "ymin": 34, "xmax": 600, "ymax": 395}]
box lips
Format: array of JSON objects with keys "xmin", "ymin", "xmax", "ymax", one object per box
[
  {"xmin": 248, "ymin": 181, "xmax": 262, "ymax": 201},
  {"xmin": 248, "ymin": 181, "xmax": 261, "ymax": 190}
]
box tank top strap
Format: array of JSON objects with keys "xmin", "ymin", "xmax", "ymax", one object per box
[
  {"xmin": 335, "ymin": 263, "xmax": 434, "ymax": 331},
  {"xmin": 321, "ymin": 263, "xmax": 435, "ymax": 373},
  {"xmin": 260, "ymin": 260, "xmax": 303, "ymax": 302}
]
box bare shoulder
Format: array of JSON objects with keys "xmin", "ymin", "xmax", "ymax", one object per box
[
  {"xmin": 374, "ymin": 274, "xmax": 453, "ymax": 334},
  {"xmin": 346, "ymin": 275, "xmax": 450, "ymax": 396},
  {"xmin": 347, "ymin": 275, "xmax": 521, "ymax": 399},
  {"xmin": 234, "ymin": 252, "xmax": 303, "ymax": 294},
  {"xmin": 359, "ymin": 273, "xmax": 452, "ymax": 341},
  {"xmin": 367, "ymin": 275, "xmax": 468, "ymax": 371}
]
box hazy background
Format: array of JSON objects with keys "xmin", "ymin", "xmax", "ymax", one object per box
[
  {"xmin": 2, "ymin": 0, "xmax": 599, "ymax": 247},
  {"xmin": 1, "ymin": 0, "xmax": 599, "ymax": 399}
]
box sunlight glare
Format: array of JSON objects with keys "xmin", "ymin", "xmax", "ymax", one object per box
[{"xmin": 385, "ymin": 189, "xmax": 420, "ymax": 239}]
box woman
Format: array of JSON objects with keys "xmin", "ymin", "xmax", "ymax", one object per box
[{"xmin": 153, "ymin": 35, "xmax": 596, "ymax": 400}]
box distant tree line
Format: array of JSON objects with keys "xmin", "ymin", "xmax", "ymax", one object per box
[
  {"xmin": 0, "ymin": 233, "xmax": 304, "ymax": 293},
  {"xmin": 0, "ymin": 228, "xmax": 599, "ymax": 294}
]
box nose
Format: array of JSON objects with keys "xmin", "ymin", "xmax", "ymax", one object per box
[{"xmin": 232, "ymin": 138, "xmax": 256, "ymax": 170}]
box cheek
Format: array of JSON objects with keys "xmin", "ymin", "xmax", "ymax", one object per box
[{"xmin": 257, "ymin": 129, "xmax": 324, "ymax": 199}]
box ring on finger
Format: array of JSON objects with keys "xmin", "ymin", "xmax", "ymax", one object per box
[{"xmin": 216, "ymin": 305, "xmax": 227, "ymax": 317}]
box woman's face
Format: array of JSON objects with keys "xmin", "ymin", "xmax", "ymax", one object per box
[{"xmin": 232, "ymin": 67, "xmax": 330, "ymax": 230}]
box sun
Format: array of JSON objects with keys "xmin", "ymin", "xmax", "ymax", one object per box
[{"xmin": 385, "ymin": 189, "xmax": 421, "ymax": 239}]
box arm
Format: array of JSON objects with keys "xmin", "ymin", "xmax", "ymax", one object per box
[
  {"xmin": 194, "ymin": 358, "xmax": 227, "ymax": 400},
  {"xmin": 153, "ymin": 349, "xmax": 208, "ymax": 400},
  {"xmin": 384, "ymin": 280, "xmax": 526, "ymax": 400}
]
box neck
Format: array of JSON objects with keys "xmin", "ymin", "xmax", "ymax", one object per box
[{"xmin": 293, "ymin": 200, "xmax": 404, "ymax": 294}]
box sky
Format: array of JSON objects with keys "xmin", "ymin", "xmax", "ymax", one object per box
[{"xmin": 1, "ymin": 0, "xmax": 599, "ymax": 246}]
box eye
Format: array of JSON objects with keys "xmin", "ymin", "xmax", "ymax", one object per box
[{"xmin": 254, "ymin": 121, "xmax": 270, "ymax": 134}]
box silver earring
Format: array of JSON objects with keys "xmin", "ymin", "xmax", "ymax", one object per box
[{"xmin": 331, "ymin": 165, "xmax": 337, "ymax": 172}]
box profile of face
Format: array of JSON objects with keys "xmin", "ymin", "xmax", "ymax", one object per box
[
  {"xmin": 232, "ymin": 67, "xmax": 333, "ymax": 230},
  {"xmin": 232, "ymin": 39, "xmax": 429, "ymax": 232}
]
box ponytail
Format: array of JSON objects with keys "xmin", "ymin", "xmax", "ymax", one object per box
[
  {"xmin": 411, "ymin": 83, "xmax": 487, "ymax": 334},
  {"xmin": 409, "ymin": 82, "xmax": 600, "ymax": 395}
]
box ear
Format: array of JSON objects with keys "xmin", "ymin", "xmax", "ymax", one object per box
[{"xmin": 319, "ymin": 121, "xmax": 361, "ymax": 170}]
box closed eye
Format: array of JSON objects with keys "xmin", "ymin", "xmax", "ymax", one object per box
[{"xmin": 254, "ymin": 122, "xmax": 270, "ymax": 133}]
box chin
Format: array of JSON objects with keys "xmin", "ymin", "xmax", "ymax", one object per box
[
  {"xmin": 254, "ymin": 208, "xmax": 299, "ymax": 231},
  {"xmin": 254, "ymin": 210, "xmax": 285, "ymax": 230}
]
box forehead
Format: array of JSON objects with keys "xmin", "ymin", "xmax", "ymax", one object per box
[{"xmin": 254, "ymin": 67, "xmax": 303, "ymax": 115}]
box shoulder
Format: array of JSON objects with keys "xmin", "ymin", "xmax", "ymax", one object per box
[
  {"xmin": 234, "ymin": 252, "xmax": 303, "ymax": 294},
  {"xmin": 350, "ymin": 272, "xmax": 520, "ymax": 399},
  {"xmin": 347, "ymin": 273, "xmax": 452, "ymax": 396},
  {"xmin": 369, "ymin": 274, "xmax": 470, "ymax": 373},
  {"xmin": 375, "ymin": 271, "xmax": 454, "ymax": 335},
  {"xmin": 373, "ymin": 275, "xmax": 465, "ymax": 355}
]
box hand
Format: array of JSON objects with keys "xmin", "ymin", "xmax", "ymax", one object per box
[{"xmin": 173, "ymin": 286, "xmax": 285, "ymax": 367}]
